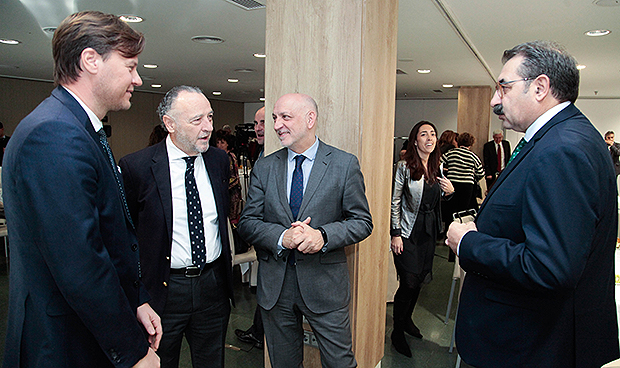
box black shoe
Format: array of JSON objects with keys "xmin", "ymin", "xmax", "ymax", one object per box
[
  {"xmin": 391, "ymin": 329, "xmax": 412, "ymax": 358},
  {"xmin": 403, "ymin": 321, "xmax": 423, "ymax": 339},
  {"xmin": 235, "ymin": 328, "xmax": 264, "ymax": 349}
]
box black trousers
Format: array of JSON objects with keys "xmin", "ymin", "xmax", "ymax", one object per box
[{"xmin": 158, "ymin": 257, "xmax": 230, "ymax": 368}]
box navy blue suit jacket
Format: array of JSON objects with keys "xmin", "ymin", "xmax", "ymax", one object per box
[
  {"xmin": 457, "ymin": 103, "xmax": 620, "ymax": 367},
  {"xmin": 2, "ymin": 86, "xmax": 150, "ymax": 367},
  {"xmin": 119, "ymin": 140, "xmax": 234, "ymax": 316}
]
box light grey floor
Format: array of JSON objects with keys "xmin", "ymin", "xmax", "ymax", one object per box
[{"xmin": 0, "ymin": 243, "xmax": 472, "ymax": 367}]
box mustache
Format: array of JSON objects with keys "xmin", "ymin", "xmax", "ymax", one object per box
[{"xmin": 493, "ymin": 104, "xmax": 504, "ymax": 116}]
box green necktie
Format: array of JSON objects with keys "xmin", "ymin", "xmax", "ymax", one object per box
[{"xmin": 507, "ymin": 138, "xmax": 527, "ymax": 164}]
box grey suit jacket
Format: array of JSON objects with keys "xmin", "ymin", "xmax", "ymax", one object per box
[{"xmin": 238, "ymin": 140, "xmax": 373, "ymax": 314}]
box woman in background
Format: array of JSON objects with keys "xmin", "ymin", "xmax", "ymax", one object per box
[
  {"xmin": 215, "ymin": 131, "xmax": 243, "ymax": 224},
  {"xmin": 438, "ymin": 129, "xmax": 458, "ymax": 155},
  {"xmin": 390, "ymin": 121, "xmax": 454, "ymax": 357}
]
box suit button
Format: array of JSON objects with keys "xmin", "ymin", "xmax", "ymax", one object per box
[
  {"xmin": 133, "ymin": 280, "xmax": 139, "ymax": 288},
  {"xmin": 163, "ymin": 281, "xmax": 168, "ymax": 287},
  {"xmin": 131, "ymin": 244, "xmax": 138, "ymax": 252}
]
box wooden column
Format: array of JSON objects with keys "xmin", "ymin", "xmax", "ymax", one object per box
[
  {"xmin": 457, "ymin": 86, "xmax": 493, "ymax": 159},
  {"xmin": 263, "ymin": 0, "xmax": 398, "ymax": 367}
]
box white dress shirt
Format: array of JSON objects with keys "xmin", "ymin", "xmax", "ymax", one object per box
[{"xmin": 167, "ymin": 136, "xmax": 221, "ymax": 268}]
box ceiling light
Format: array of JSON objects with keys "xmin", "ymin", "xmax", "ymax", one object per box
[
  {"xmin": 417, "ymin": 69, "xmax": 431, "ymax": 74},
  {"xmin": 151, "ymin": 84, "xmax": 161, "ymax": 88},
  {"xmin": 192, "ymin": 36, "xmax": 224, "ymax": 44},
  {"xmin": 235, "ymin": 68, "xmax": 255, "ymax": 73},
  {"xmin": 0, "ymin": 39, "xmax": 20, "ymax": 45},
  {"xmin": 593, "ymin": 0, "xmax": 620, "ymax": 6},
  {"xmin": 259, "ymin": 97, "xmax": 265, "ymax": 101},
  {"xmin": 442, "ymin": 84, "xmax": 454, "ymax": 88},
  {"xmin": 253, "ymin": 53, "xmax": 266, "ymax": 58},
  {"xmin": 42, "ymin": 27, "xmax": 56, "ymax": 34},
  {"xmin": 143, "ymin": 64, "xmax": 158, "ymax": 69},
  {"xmin": 228, "ymin": 78, "xmax": 239, "ymax": 83},
  {"xmin": 576, "ymin": 64, "xmax": 586, "ymax": 70},
  {"xmin": 213, "ymin": 91, "xmax": 222, "ymax": 96},
  {"xmin": 119, "ymin": 15, "xmax": 143, "ymax": 23},
  {"xmin": 585, "ymin": 29, "xmax": 611, "ymax": 37}
]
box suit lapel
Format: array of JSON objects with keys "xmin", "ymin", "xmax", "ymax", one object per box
[
  {"xmin": 479, "ymin": 104, "xmax": 580, "ymax": 214},
  {"xmin": 298, "ymin": 140, "xmax": 330, "ymax": 218},
  {"xmin": 151, "ymin": 141, "xmax": 173, "ymax": 242},
  {"xmin": 274, "ymin": 149, "xmax": 294, "ymax": 221},
  {"xmin": 202, "ymin": 148, "xmax": 226, "ymax": 218}
]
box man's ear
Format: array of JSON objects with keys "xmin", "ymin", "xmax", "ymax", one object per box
[
  {"xmin": 162, "ymin": 115, "xmax": 175, "ymax": 134},
  {"xmin": 80, "ymin": 48, "xmax": 101, "ymax": 75},
  {"xmin": 532, "ymin": 74, "xmax": 551, "ymax": 102},
  {"xmin": 306, "ymin": 111, "xmax": 317, "ymax": 129}
]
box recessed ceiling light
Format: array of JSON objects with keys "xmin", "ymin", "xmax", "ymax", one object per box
[
  {"xmin": 192, "ymin": 36, "xmax": 224, "ymax": 44},
  {"xmin": 442, "ymin": 84, "xmax": 454, "ymax": 88},
  {"xmin": 576, "ymin": 64, "xmax": 586, "ymax": 70},
  {"xmin": 398, "ymin": 59, "xmax": 414, "ymax": 62},
  {"xmin": 417, "ymin": 69, "xmax": 431, "ymax": 74},
  {"xmin": 259, "ymin": 97, "xmax": 265, "ymax": 101},
  {"xmin": 213, "ymin": 91, "xmax": 222, "ymax": 96},
  {"xmin": 593, "ymin": 0, "xmax": 620, "ymax": 6},
  {"xmin": 143, "ymin": 64, "xmax": 158, "ymax": 69},
  {"xmin": 119, "ymin": 15, "xmax": 143, "ymax": 23},
  {"xmin": 234, "ymin": 68, "xmax": 255, "ymax": 73},
  {"xmin": 228, "ymin": 78, "xmax": 239, "ymax": 83},
  {"xmin": 585, "ymin": 29, "xmax": 611, "ymax": 37},
  {"xmin": 253, "ymin": 53, "xmax": 266, "ymax": 58},
  {"xmin": 151, "ymin": 84, "xmax": 161, "ymax": 88},
  {"xmin": 0, "ymin": 39, "xmax": 20, "ymax": 45},
  {"xmin": 42, "ymin": 27, "xmax": 56, "ymax": 34}
]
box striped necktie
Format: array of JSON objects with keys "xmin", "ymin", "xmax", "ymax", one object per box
[{"xmin": 507, "ymin": 138, "xmax": 527, "ymax": 164}]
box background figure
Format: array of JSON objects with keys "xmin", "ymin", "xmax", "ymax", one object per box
[
  {"xmin": 238, "ymin": 93, "xmax": 373, "ymax": 368},
  {"xmin": 447, "ymin": 41, "xmax": 619, "ymax": 367},
  {"xmin": 437, "ymin": 129, "xmax": 458, "ymax": 155},
  {"xmin": 482, "ymin": 129, "xmax": 510, "ymax": 191},
  {"xmin": 441, "ymin": 132, "xmax": 484, "ymax": 228},
  {"xmin": 215, "ymin": 130, "xmax": 243, "ymax": 225},
  {"xmin": 605, "ymin": 130, "xmax": 620, "ymax": 177},
  {"xmin": 120, "ymin": 86, "xmax": 234, "ymax": 368},
  {"xmin": 389, "ymin": 121, "xmax": 454, "ymax": 357},
  {"xmin": 0, "ymin": 122, "xmax": 10, "ymax": 166},
  {"xmin": 149, "ymin": 124, "xmax": 168, "ymax": 146},
  {"xmin": 2, "ymin": 10, "xmax": 161, "ymax": 367}
]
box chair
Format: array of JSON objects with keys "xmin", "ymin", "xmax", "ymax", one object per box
[{"xmin": 227, "ymin": 219, "xmax": 258, "ymax": 287}]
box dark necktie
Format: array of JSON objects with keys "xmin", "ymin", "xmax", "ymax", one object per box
[
  {"xmin": 496, "ymin": 143, "xmax": 502, "ymax": 172},
  {"xmin": 508, "ymin": 138, "xmax": 527, "ymax": 164},
  {"xmin": 97, "ymin": 129, "xmax": 134, "ymax": 228},
  {"xmin": 288, "ymin": 155, "xmax": 305, "ymax": 265},
  {"xmin": 183, "ymin": 156, "xmax": 206, "ymax": 269}
]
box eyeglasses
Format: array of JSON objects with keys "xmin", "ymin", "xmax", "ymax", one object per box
[{"xmin": 495, "ymin": 77, "xmax": 533, "ymax": 98}]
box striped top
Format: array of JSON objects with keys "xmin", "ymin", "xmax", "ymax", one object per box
[{"xmin": 441, "ymin": 147, "xmax": 485, "ymax": 184}]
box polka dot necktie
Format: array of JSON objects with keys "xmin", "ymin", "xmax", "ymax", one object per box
[
  {"xmin": 288, "ymin": 155, "xmax": 305, "ymax": 265},
  {"xmin": 507, "ymin": 138, "xmax": 527, "ymax": 165},
  {"xmin": 183, "ymin": 156, "xmax": 206, "ymax": 269}
]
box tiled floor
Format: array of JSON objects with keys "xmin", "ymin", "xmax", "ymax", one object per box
[{"xmin": 0, "ymin": 243, "xmax": 472, "ymax": 367}]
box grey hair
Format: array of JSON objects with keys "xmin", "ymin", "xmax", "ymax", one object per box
[
  {"xmin": 492, "ymin": 129, "xmax": 503, "ymax": 136},
  {"xmin": 502, "ymin": 40, "xmax": 579, "ymax": 103},
  {"xmin": 157, "ymin": 85, "xmax": 204, "ymax": 122}
]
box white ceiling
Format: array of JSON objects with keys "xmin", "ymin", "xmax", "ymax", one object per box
[{"xmin": 1, "ymin": 0, "xmax": 619, "ymax": 103}]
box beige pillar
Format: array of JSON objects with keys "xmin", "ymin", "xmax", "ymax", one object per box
[
  {"xmin": 457, "ymin": 86, "xmax": 493, "ymax": 159},
  {"xmin": 263, "ymin": 0, "xmax": 398, "ymax": 367}
]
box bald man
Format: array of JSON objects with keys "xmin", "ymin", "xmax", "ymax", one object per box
[{"xmin": 238, "ymin": 93, "xmax": 373, "ymax": 368}]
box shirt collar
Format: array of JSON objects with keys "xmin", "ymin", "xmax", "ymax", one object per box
[
  {"xmin": 287, "ymin": 136, "xmax": 319, "ymax": 162},
  {"xmin": 62, "ymin": 86, "xmax": 103, "ymax": 133},
  {"xmin": 524, "ymin": 101, "xmax": 570, "ymax": 142}
]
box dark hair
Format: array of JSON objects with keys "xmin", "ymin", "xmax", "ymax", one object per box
[
  {"xmin": 148, "ymin": 124, "xmax": 168, "ymax": 146},
  {"xmin": 605, "ymin": 131, "xmax": 615, "ymax": 138},
  {"xmin": 457, "ymin": 132, "xmax": 475, "ymax": 147},
  {"xmin": 157, "ymin": 85, "xmax": 204, "ymax": 122},
  {"xmin": 402, "ymin": 121, "xmax": 441, "ymax": 184},
  {"xmin": 52, "ymin": 11, "xmax": 145, "ymax": 85},
  {"xmin": 502, "ymin": 40, "xmax": 579, "ymax": 103},
  {"xmin": 438, "ymin": 130, "xmax": 457, "ymax": 148}
]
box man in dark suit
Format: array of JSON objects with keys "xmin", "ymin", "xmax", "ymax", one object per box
[
  {"xmin": 605, "ymin": 131, "xmax": 620, "ymax": 177},
  {"xmin": 2, "ymin": 11, "xmax": 161, "ymax": 368},
  {"xmin": 0, "ymin": 122, "xmax": 10, "ymax": 166},
  {"xmin": 119, "ymin": 86, "xmax": 234, "ymax": 368},
  {"xmin": 482, "ymin": 129, "xmax": 510, "ymax": 190},
  {"xmin": 447, "ymin": 41, "xmax": 619, "ymax": 367},
  {"xmin": 238, "ymin": 93, "xmax": 373, "ymax": 368}
]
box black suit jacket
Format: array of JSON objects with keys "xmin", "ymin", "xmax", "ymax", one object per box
[
  {"xmin": 610, "ymin": 142, "xmax": 620, "ymax": 176},
  {"xmin": 457, "ymin": 104, "xmax": 619, "ymax": 367},
  {"xmin": 119, "ymin": 140, "xmax": 234, "ymax": 315},
  {"xmin": 3, "ymin": 86, "xmax": 149, "ymax": 367},
  {"xmin": 482, "ymin": 139, "xmax": 510, "ymax": 178}
]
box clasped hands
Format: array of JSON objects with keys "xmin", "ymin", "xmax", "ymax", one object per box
[{"xmin": 282, "ymin": 217, "xmax": 324, "ymax": 254}]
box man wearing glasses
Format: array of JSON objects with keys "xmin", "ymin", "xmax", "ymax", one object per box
[{"xmin": 446, "ymin": 41, "xmax": 619, "ymax": 367}]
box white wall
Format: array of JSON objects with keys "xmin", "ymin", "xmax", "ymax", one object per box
[{"xmin": 244, "ymin": 102, "xmax": 264, "ymax": 125}]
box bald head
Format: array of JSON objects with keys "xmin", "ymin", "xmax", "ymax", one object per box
[
  {"xmin": 254, "ymin": 106, "xmax": 265, "ymax": 145},
  {"xmin": 272, "ymin": 93, "xmax": 318, "ymax": 153}
]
